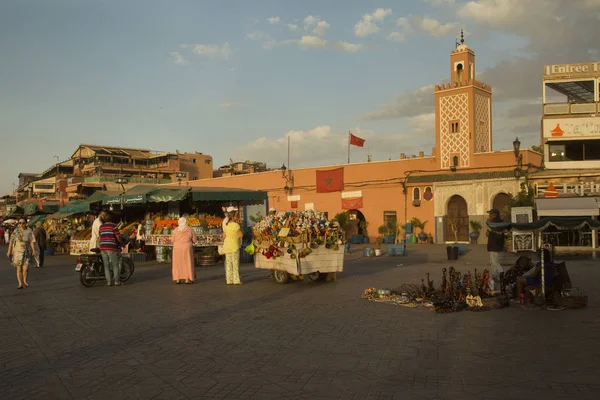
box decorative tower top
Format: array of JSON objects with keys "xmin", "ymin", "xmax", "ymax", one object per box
[{"xmin": 456, "ymin": 29, "xmax": 469, "ymax": 52}]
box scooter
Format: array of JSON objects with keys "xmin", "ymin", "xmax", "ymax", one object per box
[{"xmin": 75, "ymin": 248, "xmax": 135, "ymax": 287}]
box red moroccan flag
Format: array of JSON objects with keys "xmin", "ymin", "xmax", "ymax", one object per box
[
  {"xmin": 349, "ymin": 133, "xmax": 365, "ymax": 147},
  {"xmin": 342, "ymin": 197, "xmax": 363, "ymax": 210},
  {"xmin": 316, "ymin": 167, "xmax": 344, "ymax": 193}
]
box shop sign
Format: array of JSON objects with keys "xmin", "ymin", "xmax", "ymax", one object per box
[
  {"xmin": 341, "ymin": 190, "xmax": 362, "ymax": 199},
  {"xmin": 543, "ymin": 117, "xmax": 600, "ymax": 138},
  {"xmin": 304, "ymin": 202, "xmax": 314, "ymax": 210},
  {"xmin": 125, "ymin": 195, "xmax": 145, "ymax": 204},
  {"xmin": 287, "ymin": 195, "xmax": 300, "ymax": 202},
  {"xmin": 544, "ymin": 62, "xmax": 600, "ymax": 76}
]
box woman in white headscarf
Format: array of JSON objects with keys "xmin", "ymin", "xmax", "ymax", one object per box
[{"xmin": 171, "ymin": 217, "xmax": 197, "ymax": 284}]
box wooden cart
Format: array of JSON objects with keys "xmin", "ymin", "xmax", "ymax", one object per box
[{"xmin": 254, "ymin": 246, "xmax": 344, "ymax": 284}]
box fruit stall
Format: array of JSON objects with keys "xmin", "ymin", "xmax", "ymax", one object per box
[{"xmin": 251, "ymin": 210, "xmax": 345, "ymax": 284}]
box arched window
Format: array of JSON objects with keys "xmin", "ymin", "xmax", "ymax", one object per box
[{"xmin": 413, "ymin": 187, "xmax": 421, "ymax": 201}]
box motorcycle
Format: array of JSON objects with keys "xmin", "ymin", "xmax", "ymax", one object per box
[{"xmin": 75, "ymin": 245, "xmax": 135, "ymax": 287}]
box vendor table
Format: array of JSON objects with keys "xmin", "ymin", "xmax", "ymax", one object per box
[{"xmin": 145, "ymin": 234, "xmax": 223, "ymax": 247}]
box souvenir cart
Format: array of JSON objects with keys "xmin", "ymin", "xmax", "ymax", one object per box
[{"xmin": 251, "ymin": 210, "xmax": 345, "ymax": 284}]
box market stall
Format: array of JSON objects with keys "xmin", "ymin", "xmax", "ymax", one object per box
[
  {"xmin": 107, "ymin": 185, "xmax": 268, "ymax": 264},
  {"xmin": 41, "ymin": 191, "xmax": 118, "ymax": 255},
  {"xmin": 251, "ymin": 210, "xmax": 345, "ymax": 284},
  {"xmin": 488, "ymin": 216, "xmax": 600, "ymax": 300}
]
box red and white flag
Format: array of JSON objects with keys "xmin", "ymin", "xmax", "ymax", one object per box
[{"xmin": 349, "ymin": 133, "xmax": 365, "ymax": 147}]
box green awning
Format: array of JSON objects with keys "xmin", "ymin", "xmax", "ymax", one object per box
[
  {"xmin": 18, "ymin": 201, "xmax": 61, "ymax": 216},
  {"xmin": 148, "ymin": 187, "xmax": 190, "ymax": 203},
  {"xmin": 28, "ymin": 215, "xmax": 47, "ymax": 226},
  {"xmin": 190, "ymin": 186, "xmax": 268, "ymax": 202},
  {"xmin": 57, "ymin": 200, "xmax": 89, "ymax": 215},
  {"xmin": 102, "ymin": 185, "xmax": 189, "ymax": 205}
]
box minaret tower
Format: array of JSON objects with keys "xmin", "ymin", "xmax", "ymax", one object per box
[{"xmin": 434, "ymin": 30, "xmax": 492, "ymax": 169}]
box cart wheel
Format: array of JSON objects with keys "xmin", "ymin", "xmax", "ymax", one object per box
[
  {"xmin": 273, "ymin": 270, "xmax": 290, "ymax": 284},
  {"xmin": 308, "ymin": 272, "xmax": 320, "ymax": 282}
]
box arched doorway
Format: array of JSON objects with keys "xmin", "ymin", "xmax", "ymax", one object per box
[
  {"xmin": 348, "ymin": 210, "xmax": 366, "ymax": 235},
  {"xmin": 492, "ymin": 193, "xmax": 511, "ymax": 221},
  {"xmin": 446, "ymin": 195, "xmax": 469, "ymax": 242}
]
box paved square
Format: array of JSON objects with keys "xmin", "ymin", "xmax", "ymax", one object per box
[{"xmin": 1, "ymin": 244, "xmax": 599, "ymax": 400}]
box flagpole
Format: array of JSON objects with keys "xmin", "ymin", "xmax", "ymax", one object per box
[{"xmin": 348, "ymin": 131, "xmax": 350, "ymax": 164}]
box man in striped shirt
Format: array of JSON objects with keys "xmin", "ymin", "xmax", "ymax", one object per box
[{"xmin": 99, "ymin": 213, "xmax": 124, "ymax": 286}]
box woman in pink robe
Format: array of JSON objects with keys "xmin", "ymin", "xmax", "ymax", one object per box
[{"xmin": 171, "ymin": 217, "xmax": 197, "ymax": 284}]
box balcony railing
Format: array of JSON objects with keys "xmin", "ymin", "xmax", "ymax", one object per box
[
  {"xmin": 544, "ymin": 102, "xmax": 598, "ymax": 115},
  {"xmin": 84, "ymin": 176, "xmax": 172, "ymax": 184}
]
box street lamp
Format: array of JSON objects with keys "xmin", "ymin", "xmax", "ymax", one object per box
[
  {"xmin": 175, "ymin": 172, "xmax": 187, "ymax": 186},
  {"xmin": 281, "ymin": 163, "xmax": 294, "ymax": 193},
  {"xmin": 115, "ymin": 177, "xmax": 128, "ymax": 222},
  {"xmin": 513, "ymin": 137, "xmax": 524, "ymax": 178}
]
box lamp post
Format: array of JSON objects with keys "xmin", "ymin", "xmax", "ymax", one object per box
[
  {"xmin": 513, "ymin": 137, "xmax": 524, "ymax": 178},
  {"xmin": 115, "ymin": 177, "xmax": 128, "ymax": 222},
  {"xmin": 281, "ymin": 163, "xmax": 294, "ymax": 193},
  {"xmin": 175, "ymin": 172, "xmax": 187, "ymax": 186}
]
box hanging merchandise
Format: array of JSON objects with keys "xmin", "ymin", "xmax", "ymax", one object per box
[{"xmin": 251, "ymin": 210, "xmax": 345, "ymax": 260}]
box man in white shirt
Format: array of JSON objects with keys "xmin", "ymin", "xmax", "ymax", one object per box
[{"xmin": 89, "ymin": 211, "xmax": 105, "ymax": 251}]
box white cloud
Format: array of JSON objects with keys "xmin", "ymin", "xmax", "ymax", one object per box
[
  {"xmin": 192, "ymin": 42, "xmax": 232, "ymax": 59},
  {"xmin": 387, "ymin": 32, "xmax": 406, "ymax": 42},
  {"xmin": 280, "ymin": 36, "xmax": 362, "ymax": 53},
  {"xmin": 313, "ymin": 20, "xmax": 330, "ymax": 37},
  {"xmin": 246, "ymin": 31, "xmax": 265, "ymax": 41},
  {"xmin": 301, "ymin": 15, "xmax": 330, "ymax": 37},
  {"xmin": 304, "ymin": 15, "xmax": 319, "ymax": 26},
  {"xmin": 414, "ymin": 17, "xmax": 459, "ymax": 37},
  {"xmin": 354, "ymin": 8, "xmax": 393, "ymax": 37},
  {"xmin": 288, "ymin": 23, "xmax": 298, "ymax": 31},
  {"xmin": 393, "ymin": 15, "xmax": 459, "ymax": 39},
  {"xmin": 333, "ymin": 41, "xmax": 362, "ymax": 53},
  {"xmin": 169, "ymin": 51, "xmax": 187, "ymax": 65},
  {"xmin": 267, "ymin": 16, "xmax": 281, "ymax": 25},
  {"xmin": 359, "ymin": 85, "xmax": 435, "ymax": 120},
  {"xmin": 296, "ymin": 35, "xmax": 328, "ymax": 49}
]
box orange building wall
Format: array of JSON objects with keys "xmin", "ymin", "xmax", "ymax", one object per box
[{"xmin": 183, "ymin": 149, "xmax": 542, "ymax": 241}]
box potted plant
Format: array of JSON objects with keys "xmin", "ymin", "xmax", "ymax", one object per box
[
  {"xmin": 380, "ymin": 220, "xmax": 399, "ymax": 244},
  {"xmin": 359, "ymin": 220, "xmax": 369, "ymax": 243},
  {"xmin": 385, "ymin": 220, "xmax": 406, "ymax": 256},
  {"xmin": 469, "ymin": 220, "xmax": 482, "ymax": 244},
  {"xmin": 410, "ymin": 217, "xmax": 428, "ymax": 243},
  {"xmin": 333, "ymin": 212, "xmax": 352, "ymax": 253},
  {"xmin": 375, "ymin": 236, "xmax": 383, "ymax": 256},
  {"xmin": 446, "ymin": 214, "xmax": 460, "ymax": 260}
]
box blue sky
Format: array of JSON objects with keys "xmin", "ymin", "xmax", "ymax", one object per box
[{"xmin": 1, "ymin": 0, "xmax": 598, "ymax": 195}]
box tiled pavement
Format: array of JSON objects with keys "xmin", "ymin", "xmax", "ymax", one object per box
[{"xmin": 1, "ymin": 244, "xmax": 599, "ymax": 400}]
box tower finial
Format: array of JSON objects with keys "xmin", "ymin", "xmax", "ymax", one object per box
[{"xmin": 460, "ymin": 29, "xmax": 464, "ymax": 44}]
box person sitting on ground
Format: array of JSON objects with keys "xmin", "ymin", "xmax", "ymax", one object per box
[{"xmin": 516, "ymin": 248, "xmax": 554, "ymax": 298}]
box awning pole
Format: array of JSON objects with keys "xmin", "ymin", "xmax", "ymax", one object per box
[{"xmin": 540, "ymin": 233, "xmax": 545, "ymax": 298}]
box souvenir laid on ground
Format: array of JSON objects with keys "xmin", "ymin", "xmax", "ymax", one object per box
[
  {"xmin": 361, "ymin": 266, "xmax": 509, "ymax": 313},
  {"xmin": 251, "ymin": 210, "xmax": 345, "ymax": 260}
]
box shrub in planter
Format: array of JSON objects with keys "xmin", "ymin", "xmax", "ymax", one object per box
[{"xmin": 469, "ymin": 220, "xmax": 482, "ymax": 244}]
